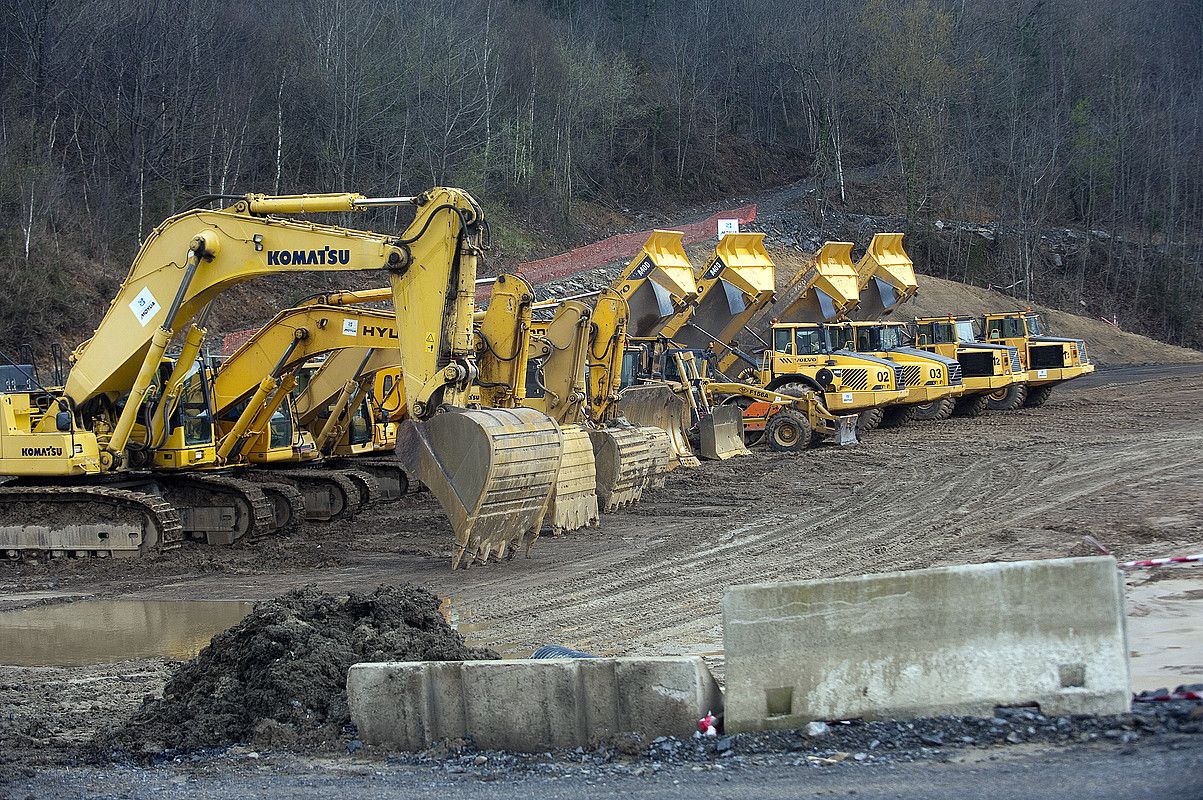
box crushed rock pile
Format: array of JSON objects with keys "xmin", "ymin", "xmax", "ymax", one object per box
[{"xmin": 103, "ymin": 584, "xmax": 495, "ymax": 754}]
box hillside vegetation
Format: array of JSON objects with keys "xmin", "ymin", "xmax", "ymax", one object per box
[{"xmin": 0, "ymin": 0, "xmax": 1199, "ymax": 353}]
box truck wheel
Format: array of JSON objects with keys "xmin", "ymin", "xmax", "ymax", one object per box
[
  {"xmin": 985, "ymin": 383, "xmax": 1028, "ymax": 411},
  {"xmin": 879, "ymin": 404, "xmax": 918, "ymax": 428},
  {"xmin": 1023, "ymin": 384, "xmax": 1054, "ymax": 408},
  {"xmin": 952, "ymin": 394, "xmax": 989, "ymax": 418},
  {"xmin": 912, "ymin": 398, "xmax": 955, "ymax": 421},
  {"xmin": 765, "ymin": 409, "xmax": 811, "ymax": 453},
  {"xmin": 856, "ymin": 407, "xmax": 885, "ymax": 434}
]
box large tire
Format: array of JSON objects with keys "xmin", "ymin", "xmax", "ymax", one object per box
[
  {"xmin": 911, "ymin": 397, "xmax": 955, "ymax": 421},
  {"xmin": 856, "ymin": 407, "xmax": 885, "ymax": 435},
  {"xmin": 952, "ymin": 394, "xmax": 989, "ymax": 418},
  {"xmin": 985, "ymin": 382, "xmax": 1028, "ymax": 411},
  {"xmin": 1023, "ymin": 384, "xmax": 1054, "ymax": 408},
  {"xmin": 879, "ymin": 404, "xmax": 918, "ymax": 429},
  {"xmin": 765, "ymin": 408, "xmax": 811, "ymax": 453}
]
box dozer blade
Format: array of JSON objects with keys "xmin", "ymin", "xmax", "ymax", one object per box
[
  {"xmin": 698, "ymin": 404, "xmax": 751, "ymax": 460},
  {"xmin": 588, "ymin": 425, "xmax": 656, "ymax": 512},
  {"xmin": 639, "ymin": 426, "xmax": 673, "ymax": 489},
  {"xmin": 548, "ymin": 425, "xmax": 600, "ymax": 536},
  {"xmin": 617, "ymin": 383, "xmax": 699, "ymax": 468},
  {"xmin": 396, "ymin": 407, "xmax": 563, "ymax": 569},
  {"xmin": 831, "ymin": 415, "xmax": 859, "ymax": 446}
]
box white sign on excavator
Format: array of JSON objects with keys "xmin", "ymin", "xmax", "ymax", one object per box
[
  {"xmin": 129, "ymin": 287, "xmax": 161, "ymax": 327},
  {"xmin": 718, "ymin": 219, "xmax": 740, "ymax": 238}
]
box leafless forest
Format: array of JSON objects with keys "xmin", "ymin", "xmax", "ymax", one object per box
[{"xmin": 0, "ymin": 0, "xmax": 1199, "ymax": 348}]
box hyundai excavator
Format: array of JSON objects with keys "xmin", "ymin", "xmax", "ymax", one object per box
[{"xmin": 0, "ymin": 188, "xmax": 562, "ymax": 569}]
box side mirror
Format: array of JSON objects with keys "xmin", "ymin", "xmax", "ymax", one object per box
[{"xmin": 56, "ymin": 410, "xmax": 72, "ymax": 432}]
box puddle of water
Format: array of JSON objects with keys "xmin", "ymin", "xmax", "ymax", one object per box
[
  {"xmin": 1126, "ymin": 577, "xmax": 1203, "ymax": 691},
  {"xmin": 0, "ymin": 599, "xmax": 253, "ymax": 667}
]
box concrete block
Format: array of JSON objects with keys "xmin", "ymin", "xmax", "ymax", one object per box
[
  {"xmin": 722, "ymin": 557, "xmax": 1130, "ymax": 732},
  {"xmin": 348, "ymin": 656, "xmax": 722, "ymax": 751}
]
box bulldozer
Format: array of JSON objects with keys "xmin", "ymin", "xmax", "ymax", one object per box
[
  {"xmin": 0, "ymin": 188, "xmax": 562, "ymax": 569},
  {"xmin": 912, "ymin": 316, "xmax": 1027, "ymax": 418},
  {"xmin": 978, "ymin": 311, "xmax": 1094, "ymax": 409}
]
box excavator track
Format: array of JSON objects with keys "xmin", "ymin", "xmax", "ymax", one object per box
[
  {"xmin": 0, "ymin": 485, "xmax": 182, "ymax": 560},
  {"xmin": 334, "ymin": 468, "xmax": 384, "ymax": 506},
  {"xmin": 328, "ymin": 457, "xmax": 416, "ymax": 501},
  {"xmin": 245, "ymin": 469, "xmax": 364, "ymax": 522},
  {"xmin": 156, "ymin": 473, "xmax": 276, "ymax": 546},
  {"xmin": 247, "ymin": 481, "xmax": 307, "ymax": 538}
]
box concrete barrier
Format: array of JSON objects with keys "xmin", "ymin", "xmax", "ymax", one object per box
[
  {"xmin": 722, "ymin": 557, "xmax": 1130, "ymax": 732},
  {"xmin": 348, "ymin": 656, "xmax": 722, "ymax": 751}
]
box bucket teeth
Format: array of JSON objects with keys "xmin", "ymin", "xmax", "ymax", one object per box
[
  {"xmin": 396, "ymin": 407, "xmax": 563, "ymax": 569},
  {"xmin": 548, "ymin": 425, "xmax": 601, "ymax": 535},
  {"xmin": 617, "ymin": 383, "xmax": 700, "ymax": 469},
  {"xmin": 640, "ymin": 427, "xmax": 673, "ymax": 489},
  {"xmin": 589, "ymin": 425, "xmax": 654, "ymax": 512}
]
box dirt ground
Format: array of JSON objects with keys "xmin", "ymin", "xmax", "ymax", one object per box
[{"xmin": 3, "ymin": 364, "xmax": 1203, "ymax": 791}]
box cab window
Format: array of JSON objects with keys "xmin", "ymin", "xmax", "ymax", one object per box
[
  {"xmin": 347, "ymin": 402, "xmax": 372, "ymax": 445},
  {"xmin": 619, "ymin": 349, "xmax": 641, "ymax": 389},
  {"xmin": 174, "ymin": 362, "xmax": 214, "ymax": 446},
  {"xmin": 268, "ymin": 408, "xmax": 293, "ymax": 449},
  {"xmin": 955, "ymin": 321, "xmax": 976, "ymax": 343},
  {"xmin": 773, "ymin": 327, "xmax": 794, "ymax": 354},
  {"xmin": 1024, "ymin": 314, "xmax": 1044, "ymax": 335},
  {"xmin": 794, "ymin": 328, "xmax": 825, "ymax": 355}
]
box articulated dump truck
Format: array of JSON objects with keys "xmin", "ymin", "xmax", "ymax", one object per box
[
  {"xmin": 978, "ymin": 311, "xmax": 1094, "ymax": 409},
  {"xmin": 0, "ymin": 188, "xmax": 562, "ymax": 569},
  {"xmin": 911, "ymin": 316, "xmax": 1027, "ymax": 418},
  {"xmin": 825, "ymin": 234, "xmax": 965, "ymax": 428}
]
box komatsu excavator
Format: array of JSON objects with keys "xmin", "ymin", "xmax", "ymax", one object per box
[
  {"xmin": 0, "ymin": 188, "xmax": 562, "ymax": 568},
  {"xmin": 977, "ymin": 310, "xmax": 1094, "ymax": 408}
]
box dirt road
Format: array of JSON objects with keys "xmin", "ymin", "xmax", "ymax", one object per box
[{"xmin": 2, "ymin": 365, "xmax": 1202, "ymax": 784}]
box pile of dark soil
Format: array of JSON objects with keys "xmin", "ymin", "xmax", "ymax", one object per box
[{"xmin": 101, "ymin": 584, "xmax": 495, "ymax": 754}]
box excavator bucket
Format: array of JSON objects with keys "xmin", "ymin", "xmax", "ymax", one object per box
[
  {"xmin": 698, "ymin": 404, "xmax": 751, "ymax": 460},
  {"xmin": 547, "ymin": 424, "xmax": 600, "ymax": 535},
  {"xmin": 640, "ymin": 426, "xmax": 674, "ymax": 489},
  {"xmin": 854, "ymin": 233, "xmax": 916, "ymax": 319},
  {"xmin": 395, "ymin": 407, "xmax": 563, "ymax": 569},
  {"xmin": 617, "ymin": 383, "xmax": 699, "ymax": 468},
  {"xmin": 588, "ymin": 425, "xmax": 656, "ymax": 511}
]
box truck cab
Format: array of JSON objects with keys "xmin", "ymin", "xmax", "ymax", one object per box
[
  {"xmin": 828, "ymin": 320, "xmax": 963, "ymax": 426},
  {"xmin": 979, "ymin": 311, "xmax": 1094, "ymax": 407},
  {"xmin": 762, "ymin": 322, "xmax": 909, "ymax": 415}
]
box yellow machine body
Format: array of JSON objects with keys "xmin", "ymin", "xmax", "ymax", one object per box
[
  {"xmin": 0, "ymin": 188, "xmax": 562, "ymax": 568},
  {"xmin": 850, "ymin": 233, "xmax": 918, "ymax": 319},
  {"xmin": 981, "ymin": 312, "xmax": 1094, "ymax": 387},
  {"xmin": 913, "ymin": 316, "xmax": 1027, "ymax": 395}
]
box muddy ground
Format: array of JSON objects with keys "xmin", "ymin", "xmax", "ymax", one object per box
[{"xmin": 3, "ymin": 364, "xmax": 1203, "ymax": 794}]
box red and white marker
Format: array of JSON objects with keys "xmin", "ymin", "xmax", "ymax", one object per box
[{"xmin": 1118, "ymin": 553, "xmax": 1203, "ymax": 569}]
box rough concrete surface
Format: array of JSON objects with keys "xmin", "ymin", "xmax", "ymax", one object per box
[
  {"xmin": 722, "ymin": 557, "xmax": 1131, "ymax": 732},
  {"xmin": 349, "ymin": 656, "xmax": 722, "ymax": 751}
]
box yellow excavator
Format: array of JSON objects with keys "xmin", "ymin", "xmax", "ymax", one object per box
[
  {"xmin": 526, "ymin": 288, "xmax": 668, "ymax": 518},
  {"xmin": 0, "ymin": 188, "xmax": 561, "ymax": 568},
  {"xmin": 205, "ymin": 303, "xmax": 403, "ymax": 519}
]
